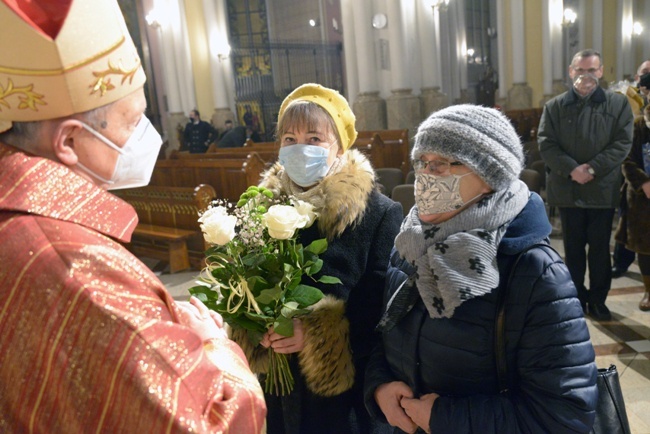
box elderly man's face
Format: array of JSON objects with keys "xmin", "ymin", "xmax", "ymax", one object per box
[
  {"xmin": 569, "ymin": 55, "xmax": 603, "ymax": 97},
  {"xmin": 74, "ymin": 88, "xmax": 147, "ymax": 187}
]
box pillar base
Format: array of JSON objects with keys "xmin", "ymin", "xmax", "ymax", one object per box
[
  {"xmin": 386, "ymin": 89, "xmax": 420, "ymax": 138},
  {"xmin": 454, "ymin": 89, "xmax": 472, "ymax": 105},
  {"xmin": 539, "ymin": 94, "xmax": 555, "ymax": 107},
  {"xmin": 164, "ymin": 112, "xmax": 188, "ymax": 157},
  {"xmin": 507, "ymin": 83, "xmax": 533, "ymax": 109},
  {"xmin": 552, "ymin": 79, "xmax": 567, "ymax": 96},
  {"xmin": 353, "ymin": 91, "xmax": 386, "ymax": 131},
  {"xmin": 420, "ymin": 87, "xmax": 448, "ymax": 118}
]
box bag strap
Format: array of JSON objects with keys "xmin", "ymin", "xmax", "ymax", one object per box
[{"xmin": 495, "ymin": 243, "xmax": 550, "ymax": 394}]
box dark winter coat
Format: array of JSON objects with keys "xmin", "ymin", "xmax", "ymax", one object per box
[
  {"xmin": 183, "ymin": 120, "xmax": 216, "ymax": 153},
  {"xmin": 364, "ymin": 193, "xmax": 598, "ymax": 433},
  {"xmin": 232, "ymin": 149, "xmax": 403, "ymax": 434},
  {"xmin": 538, "ymin": 87, "xmax": 633, "ymax": 208},
  {"xmin": 615, "ymin": 116, "xmax": 650, "ymax": 255}
]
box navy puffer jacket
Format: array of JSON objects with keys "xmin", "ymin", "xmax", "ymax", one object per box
[{"xmin": 365, "ymin": 194, "xmax": 598, "ymax": 433}]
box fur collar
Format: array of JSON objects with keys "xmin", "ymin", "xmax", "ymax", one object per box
[{"xmin": 259, "ymin": 149, "xmax": 376, "ymax": 239}]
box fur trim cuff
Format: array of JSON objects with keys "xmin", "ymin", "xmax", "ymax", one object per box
[{"xmin": 299, "ymin": 295, "xmax": 355, "ymax": 396}]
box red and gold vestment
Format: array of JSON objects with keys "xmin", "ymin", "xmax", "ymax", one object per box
[{"xmin": 0, "ymin": 142, "xmax": 266, "ymax": 433}]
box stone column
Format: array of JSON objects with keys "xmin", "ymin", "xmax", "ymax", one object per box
[
  {"xmin": 454, "ymin": 0, "xmax": 470, "ymax": 104},
  {"xmin": 495, "ymin": 0, "xmax": 507, "ymax": 108},
  {"xmin": 350, "ymin": 0, "xmax": 385, "ymax": 130},
  {"xmin": 616, "ymin": 0, "xmax": 634, "ymax": 81},
  {"xmin": 153, "ymin": 0, "xmax": 196, "ymax": 154},
  {"xmin": 202, "ymin": 0, "xmax": 235, "ymax": 130},
  {"xmin": 417, "ymin": 2, "xmax": 447, "ymax": 117},
  {"xmin": 507, "ymin": 0, "xmax": 532, "ymax": 109},
  {"xmin": 591, "ymin": 0, "xmax": 603, "ymax": 53},
  {"xmin": 551, "ymin": 0, "xmax": 566, "ymax": 96},
  {"xmin": 385, "ymin": 1, "xmax": 419, "ymax": 135},
  {"xmin": 340, "ymin": 0, "xmax": 359, "ymax": 102},
  {"xmin": 540, "ymin": 0, "xmax": 553, "ymax": 106}
]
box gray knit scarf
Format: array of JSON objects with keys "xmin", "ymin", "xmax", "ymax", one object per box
[{"xmin": 378, "ymin": 180, "xmax": 529, "ymax": 330}]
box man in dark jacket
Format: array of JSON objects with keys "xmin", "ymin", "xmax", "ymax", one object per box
[
  {"xmin": 183, "ymin": 109, "xmax": 216, "ymax": 153},
  {"xmin": 538, "ymin": 48, "xmax": 633, "ymax": 321},
  {"xmin": 218, "ymin": 125, "xmax": 261, "ymax": 148}
]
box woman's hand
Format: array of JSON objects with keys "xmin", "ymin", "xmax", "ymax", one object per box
[
  {"xmin": 374, "ymin": 381, "xmax": 418, "ymax": 433},
  {"xmin": 175, "ymin": 296, "xmax": 227, "ymax": 341},
  {"xmin": 642, "ymin": 180, "xmax": 650, "ymax": 199},
  {"xmin": 260, "ymin": 318, "xmax": 305, "ymax": 353},
  {"xmin": 401, "ymin": 393, "xmax": 439, "ymax": 434}
]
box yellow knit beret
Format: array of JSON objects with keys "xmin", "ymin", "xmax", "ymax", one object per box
[{"xmin": 278, "ymin": 83, "xmax": 357, "ymax": 152}]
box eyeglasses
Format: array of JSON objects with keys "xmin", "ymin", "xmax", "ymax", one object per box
[
  {"xmin": 412, "ymin": 159, "xmax": 464, "ymax": 175},
  {"xmin": 572, "ymin": 67, "xmax": 601, "ymax": 75}
]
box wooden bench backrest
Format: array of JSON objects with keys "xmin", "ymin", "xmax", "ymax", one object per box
[
  {"xmin": 244, "ymin": 139, "xmax": 277, "ymax": 148},
  {"xmin": 150, "ymin": 153, "xmax": 266, "ymax": 202},
  {"xmin": 114, "ymin": 184, "xmax": 215, "ymax": 231},
  {"xmin": 504, "ymin": 108, "xmax": 543, "ymax": 142},
  {"xmin": 170, "ymin": 148, "xmax": 278, "ymax": 165},
  {"xmin": 354, "ymin": 129, "xmax": 410, "ymax": 177}
]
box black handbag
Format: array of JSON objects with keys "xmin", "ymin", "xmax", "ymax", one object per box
[
  {"xmin": 495, "ymin": 245, "xmax": 632, "ymax": 434},
  {"xmin": 590, "ymin": 365, "xmax": 631, "ymax": 434}
]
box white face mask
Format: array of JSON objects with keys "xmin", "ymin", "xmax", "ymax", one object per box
[
  {"xmin": 76, "ymin": 115, "xmax": 162, "ymax": 190},
  {"xmin": 415, "ymin": 172, "xmax": 479, "ymax": 215},
  {"xmin": 572, "ymin": 73, "xmax": 599, "ymax": 97}
]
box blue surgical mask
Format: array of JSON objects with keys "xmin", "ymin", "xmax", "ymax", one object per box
[{"xmin": 278, "ymin": 144, "xmax": 332, "ymax": 187}]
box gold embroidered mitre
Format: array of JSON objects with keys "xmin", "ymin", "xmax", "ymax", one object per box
[{"xmin": 0, "ymin": 0, "xmax": 146, "ymax": 133}]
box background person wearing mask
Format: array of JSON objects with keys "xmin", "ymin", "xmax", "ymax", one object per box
[
  {"xmin": 612, "ymin": 60, "xmax": 650, "ymax": 278},
  {"xmin": 0, "ymin": 1, "xmax": 266, "ymax": 432},
  {"xmin": 365, "ymin": 105, "xmax": 597, "ymax": 433},
  {"xmin": 538, "ymin": 48, "xmax": 633, "ymax": 321},
  {"xmin": 230, "ymin": 83, "xmax": 403, "ymax": 434},
  {"xmin": 183, "ymin": 109, "xmax": 217, "ymax": 153},
  {"xmin": 614, "ymin": 105, "xmax": 650, "ymax": 311}
]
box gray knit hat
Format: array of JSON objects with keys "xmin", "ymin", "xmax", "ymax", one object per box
[{"xmin": 412, "ymin": 104, "xmax": 524, "ymax": 190}]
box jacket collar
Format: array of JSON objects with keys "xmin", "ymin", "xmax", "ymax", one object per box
[
  {"xmin": 562, "ymin": 86, "xmax": 606, "ymax": 106},
  {"xmin": 0, "ymin": 142, "xmax": 138, "ymax": 242}
]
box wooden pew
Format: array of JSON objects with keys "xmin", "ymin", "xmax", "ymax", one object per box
[
  {"xmin": 150, "ymin": 152, "xmax": 266, "ymax": 202},
  {"xmin": 504, "ymin": 108, "xmax": 543, "ymax": 142},
  {"xmin": 113, "ymin": 184, "xmax": 216, "ymax": 273},
  {"xmin": 351, "ymin": 133, "xmax": 381, "ymax": 162},
  {"xmin": 354, "ymin": 129, "xmax": 410, "ymax": 178},
  {"xmin": 170, "ymin": 147, "xmax": 278, "ymax": 166},
  {"xmin": 244, "ymin": 139, "xmax": 276, "ymax": 148}
]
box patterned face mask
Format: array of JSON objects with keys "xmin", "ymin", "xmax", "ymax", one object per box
[{"xmin": 415, "ymin": 172, "xmax": 477, "ymax": 215}]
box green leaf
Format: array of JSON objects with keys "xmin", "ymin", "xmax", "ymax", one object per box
[
  {"xmin": 286, "ymin": 284, "xmax": 324, "ymax": 306},
  {"xmin": 229, "ymin": 315, "xmax": 267, "ymax": 334},
  {"xmin": 305, "ymin": 238, "xmax": 328, "ymax": 255},
  {"xmin": 243, "ymin": 310, "xmax": 274, "ymax": 323},
  {"xmin": 307, "ymin": 258, "xmax": 323, "ymax": 275},
  {"xmin": 318, "ymin": 275, "xmax": 342, "ymax": 285},
  {"xmin": 256, "ymin": 285, "xmax": 283, "ymax": 304},
  {"xmin": 274, "ymin": 315, "xmax": 294, "ymax": 336},
  {"xmin": 242, "ymin": 253, "xmax": 266, "ymax": 268}
]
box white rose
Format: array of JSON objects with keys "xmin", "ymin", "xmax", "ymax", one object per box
[
  {"xmin": 291, "ymin": 199, "xmax": 317, "ymax": 228},
  {"xmin": 263, "ymin": 205, "xmax": 303, "ymax": 240},
  {"xmin": 198, "ymin": 206, "xmax": 237, "ymax": 245}
]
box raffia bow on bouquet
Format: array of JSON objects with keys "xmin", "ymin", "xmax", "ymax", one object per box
[{"xmin": 189, "ymin": 186, "xmax": 341, "ymax": 395}]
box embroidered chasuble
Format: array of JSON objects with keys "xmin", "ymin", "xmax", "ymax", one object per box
[{"xmin": 0, "ymin": 142, "xmax": 266, "ymax": 433}]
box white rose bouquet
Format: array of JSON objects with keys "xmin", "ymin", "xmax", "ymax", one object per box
[{"xmin": 189, "ymin": 186, "xmax": 340, "ymax": 395}]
